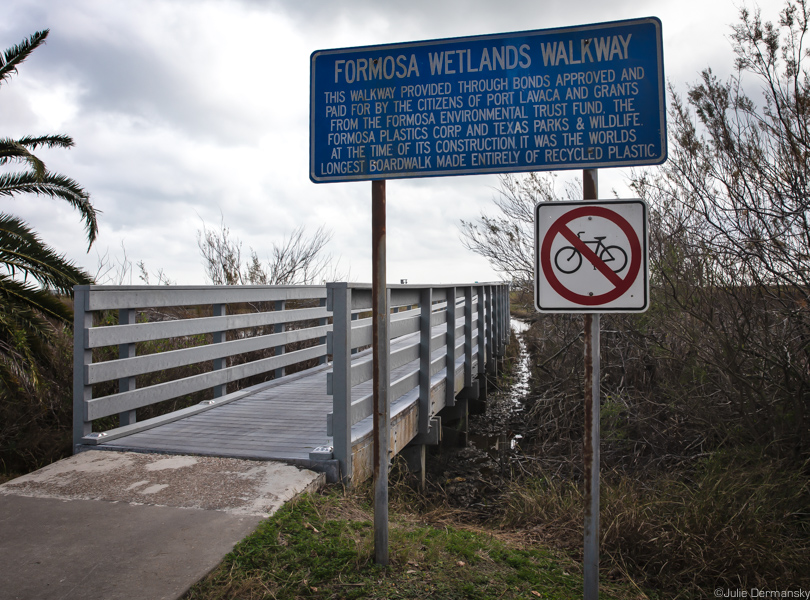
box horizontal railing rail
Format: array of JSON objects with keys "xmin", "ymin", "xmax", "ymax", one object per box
[
  {"xmin": 324, "ymin": 299, "xmax": 471, "ymax": 432},
  {"xmin": 73, "ymin": 284, "xmax": 329, "ymax": 448}
]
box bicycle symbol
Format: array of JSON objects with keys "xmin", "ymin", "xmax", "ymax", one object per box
[{"xmin": 553, "ymin": 232, "xmax": 628, "ymax": 274}]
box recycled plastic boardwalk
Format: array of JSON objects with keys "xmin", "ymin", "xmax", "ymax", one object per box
[
  {"xmin": 99, "ymin": 321, "xmax": 473, "ymax": 468},
  {"xmin": 102, "ymin": 361, "xmax": 336, "ymax": 462}
]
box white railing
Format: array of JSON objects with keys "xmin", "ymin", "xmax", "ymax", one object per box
[
  {"xmin": 73, "ymin": 285, "xmax": 328, "ymax": 449},
  {"xmin": 72, "ymin": 282, "xmax": 510, "ymax": 474}
]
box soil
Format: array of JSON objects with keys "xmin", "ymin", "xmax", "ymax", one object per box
[{"xmin": 421, "ymin": 324, "xmax": 536, "ymax": 512}]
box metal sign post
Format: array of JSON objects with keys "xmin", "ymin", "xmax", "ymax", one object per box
[
  {"xmin": 534, "ymin": 181, "xmax": 649, "ymax": 598},
  {"xmin": 583, "ymin": 311, "xmax": 600, "ymax": 598},
  {"xmin": 371, "ymin": 180, "xmax": 390, "ymax": 566},
  {"xmin": 582, "ymin": 169, "xmax": 600, "ymax": 599}
]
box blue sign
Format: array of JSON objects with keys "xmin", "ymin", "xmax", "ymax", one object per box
[{"xmin": 310, "ymin": 18, "xmax": 665, "ymax": 183}]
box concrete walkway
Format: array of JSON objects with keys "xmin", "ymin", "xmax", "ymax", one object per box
[{"xmin": 0, "ymin": 450, "xmax": 325, "ymax": 600}]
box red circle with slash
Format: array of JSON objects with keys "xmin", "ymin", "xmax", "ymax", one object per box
[{"xmin": 540, "ymin": 206, "xmax": 641, "ymax": 306}]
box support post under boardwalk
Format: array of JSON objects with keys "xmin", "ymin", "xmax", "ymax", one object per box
[
  {"xmin": 372, "ymin": 179, "xmax": 390, "ymax": 566},
  {"xmin": 583, "ymin": 167, "xmax": 600, "ymax": 599}
]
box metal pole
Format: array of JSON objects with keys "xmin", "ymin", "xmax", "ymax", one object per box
[
  {"xmin": 582, "ymin": 167, "xmax": 600, "ymax": 599},
  {"xmin": 583, "ymin": 313, "xmax": 600, "ymax": 599},
  {"xmin": 372, "ymin": 179, "xmax": 390, "ymax": 566},
  {"xmin": 583, "ymin": 168, "xmax": 597, "ymax": 202}
]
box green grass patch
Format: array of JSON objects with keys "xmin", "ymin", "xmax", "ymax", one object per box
[{"xmin": 185, "ymin": 488, "xmax": 648, "ymax": 600}]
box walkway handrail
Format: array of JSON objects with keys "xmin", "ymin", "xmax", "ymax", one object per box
[
  {"xmin": 326, "ymin": 282, "xmax": 510, "ymax": 481},
  {"xmin": 73, "ymin": 284, "xmax": 329, "ymax": 450},
  {"xmin": 73, "ymin": 281, "xmax": 511, "ymax": 480}
]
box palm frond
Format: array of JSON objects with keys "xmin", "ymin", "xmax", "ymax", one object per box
[
  {"xmin": 0, "ymin": 139, "xmax": 46, "ymax": 178},
  {"xmin": 0, "ymin": 28, "xmax": 97, "ymax": 406},
  {"xmin": 0, "ymin": 351, "xmax": 31, "ymax": 400},
  {"xmin": 10, "ymin": 134, "xmax": 74, "ymax": 150},
  {"xmin": 0, "ymin": 285, "xmax": 63, "ymax": 395},
  {"xmin": 0, "ymin": 214, "xmax": 92, "ymax": 293},
  {"xmin": 0, "ymin": 134, "xmax": 74, "ymax": 154},
  {"xmin": 0, "ymin": 272, "xmax": 73, "ymax": 324},
  {"xmin": 0, "ymin": 171, "xmax": 99, "ymax": 246},
  {"xmin": 0, "ymin": 30, "xmax": 49, "ymax": 87}
]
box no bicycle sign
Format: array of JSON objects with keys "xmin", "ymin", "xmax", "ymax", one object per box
[{"xmin": 535, "ymin": 199, "xmax": 648, "ymax": 312}]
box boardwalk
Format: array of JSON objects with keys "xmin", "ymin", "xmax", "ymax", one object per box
[
  {"xmin": 103, "ymin": 363, "xmax": 335, "ymax": 462},
  {"xmin": 74, "ymin": 283, "xmax": 510, "ymax": 483}
]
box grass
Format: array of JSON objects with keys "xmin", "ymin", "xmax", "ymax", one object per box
[
  {"xmin": 185, "ymin": 486, "xmax": 652, "ymax": 600},
  {"xmin": 497, "ymin": 450, "xmax": 810, "ymax": 595}
]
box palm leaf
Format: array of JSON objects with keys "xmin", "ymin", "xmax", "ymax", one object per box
[
  {"xmin": 0, "ymin": 285, "xmax": 63, "ymax": 395},
  {"xmin": 0, "ymin": 139, "xmax": 46, "ymax": 178},
  {"xmin": 0, "ymin": 272, "xmax": 73, "ymax": 324},
  {"xmin": 6, "ymin": 135, "xmax": 74, "ymax": 150},
  {"xmin": 0, "ymin": 135, "xmax": 74, "ymax": 170},
  {"xmin": 0, "ymin": 171, "xmax": 99, "ymax": 246},
  {"xmin": 0, "ymin": 214, "xmax": 92, "ymax": 293},
  {"xmin": 0, "ymin": 30, "xmax": 49, "ymax": 87},
  {"xmin": 0, "ymin": 28, "xmax": 98, "ymax": 405}
]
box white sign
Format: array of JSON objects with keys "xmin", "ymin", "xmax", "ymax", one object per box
[{"xmin": 535, "ymin": 199, "xmax": 648, "ymax": 312}]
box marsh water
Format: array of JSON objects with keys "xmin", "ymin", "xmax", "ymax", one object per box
[
  {"xmin": 426, "ymin": 318, "xmax": 537, "ymax": 507},
  {"xmin": 469, "ymin": 318, "xmax": 532, "ymax": 455}
]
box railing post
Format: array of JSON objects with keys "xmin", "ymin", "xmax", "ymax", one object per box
[
  {"xmin": 73, "ymin": 286, "xmax": 92, "ymax": 451},
  {"xmin": 419, "ymin": 287, "xmax": 432, "ymax": 435},
  {"xmin": 477, "ymin": 285, "xmax": 485, "ymax": 376},
  {"xmin": 498, "ymin": 285, "xmax": 506, "ymax": 358},
  {"xmin": 505, "ymin": 285, "xmax": 511, "ymax": 351},
  {"xmin": 502, "ymin": 285, "xmax": 509, "ymax": 354},
  {"xmin": 445, "ymin": 286, "xmax": 456, "ymax": 408},
  {"xmin": 464, "ymin": 286, "xmax": 472, "ymax": 390},
  {"xmin": 485, "ymin": 285, "xmax": 495, "ymax": 373},
  {"xmin": 328, "ymin": 282, "xmax": 352, "ymax": 483},
  {"xmin": 351, "ymin": 311, "xmax": 359, "ymax": 354},
  {"xmin": 275, "ymin": 299, "xmax": 286, "ymax": 378},
  {"xmin": 118, "ymin": 308, "xmax": 137, "ymax": 426},
  {"xmin": 495, "ymin": 286, "xmax": 503, "ymax": 359},
  {"xmin": 496, "ymin": 286, "xmax": 501, "ymax": 357},
  {"xmin": 213, "ymin": 303, "xmax": 227, "ymax": 398},
  {"xmin": 319, "ymin": 296, "xmax": 328, "ymax": 365}
]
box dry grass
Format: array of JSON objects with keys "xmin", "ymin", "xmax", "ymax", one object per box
[
  {"xmin": 495, "ymin": 451, "xmax": 810, "ymax": 596},
  {"xmin": 498, "ymin": 289, "xmax": 810, "ymax": 596}
]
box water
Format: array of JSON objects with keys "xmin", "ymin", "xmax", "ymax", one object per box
[
  {"xmin": 511, "ymin": 318, "xmax": 531, "ymax": 335},
  {"xmin": 470, "ymin": 318, "xmax": 533, "ymax": 454},
  {"xmin": 507, "ymin": 318, "xmax": 532, "ymax": 411}
]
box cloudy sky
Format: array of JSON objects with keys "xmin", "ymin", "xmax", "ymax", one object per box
[{"xmin": 1, "ymin": 0, "xmax": 786, "ymax": 286}]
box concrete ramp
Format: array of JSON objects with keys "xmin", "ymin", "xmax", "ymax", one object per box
[{"xmin": 0, "ymin": 450, "xmax": 324, "ymax": 600}]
